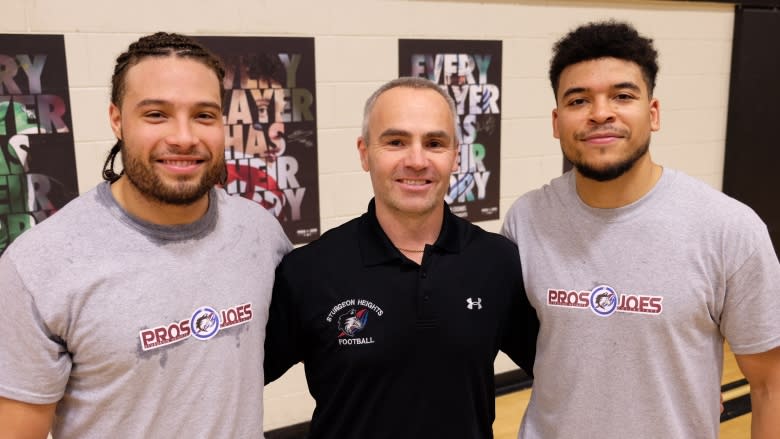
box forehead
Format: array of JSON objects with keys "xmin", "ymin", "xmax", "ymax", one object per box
[
  {"xmin": 557, "ymin": 57, "xmax": 648, "ymax": 98},
  {"xmin": 370, "ymin": 87, "xmax": 454, "ymax": 134},
  {"xmin": 122, "ymin": 56, "xmax": 222, "ymax": 103}
]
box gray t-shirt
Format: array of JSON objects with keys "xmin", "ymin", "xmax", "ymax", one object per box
[
  {"xmin": 0, "ymin": 182, "xmax": 292, "ymax": 438},
  {"xmin": 502, "ymin": 169, "xmax": 780, "ymax": 439}
]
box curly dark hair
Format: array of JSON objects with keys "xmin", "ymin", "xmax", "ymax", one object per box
[
  {"xmin": 549, "ymin": 20, "xmax": 659, "ymax": 99},
  {"xmin": 103, "ymin": 32, "xmax": 225, "ymax": 182}
]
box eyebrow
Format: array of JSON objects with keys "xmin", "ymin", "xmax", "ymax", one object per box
[
  {"xmin": 135, "ymin": 99, "xmax": 222, "ymax": 111},
  {"xmin": 560, "ymin": 81, "xmax": 642, "ymax": 100},
  {"xmin": 378, "ymin": 128, "xmax": 452, "ymax": 141}
]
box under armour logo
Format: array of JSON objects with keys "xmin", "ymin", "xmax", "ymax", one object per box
[{"xmin": 466, "ymin": 298, "xmax": 482, "ymax": 310}]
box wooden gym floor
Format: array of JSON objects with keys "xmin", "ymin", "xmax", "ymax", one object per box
[{"xmin": 492, "ymin": 343, "xmax": 751, "ymax": 438}]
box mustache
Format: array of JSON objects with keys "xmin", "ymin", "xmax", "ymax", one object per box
[{"xmin": 575, "ymin": 125, "xmax": 629, "ymax": 140}]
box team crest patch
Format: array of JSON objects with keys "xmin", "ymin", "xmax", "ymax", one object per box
[
  {"xmin": 191, "ymin": 306, "xmax": 221, "ymax": 340},
  {"xmin": 326, "ymin": 298, "xmax": 384, "ymax": 346},
  {"xmin": 589, "ymin": 285, "xmax": 618, "ymax": 317},
  {"xmin": 338, "ymin": 308, "xmax": 369, "ymax": 337}
]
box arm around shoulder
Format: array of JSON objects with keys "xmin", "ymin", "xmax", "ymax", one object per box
[
  {"xmin": 498, "ymin": 245, "xmax": 539, "ymax": 377},
  {"xmin": 0, "ymin": 396, "xmax": 55, "ymax": 439},
  {"xmin": 735, "ymin": 346, "xmax": 780, "ymax": 439},
  {"xmin": 264, "ymin": 260, "xmax": 303, "ymax": 384}
]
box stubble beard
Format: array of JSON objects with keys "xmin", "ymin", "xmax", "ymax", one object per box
[
  {"xmin": 121, "ymin": 147, "xmax": 225, "ymax": 206},
  {"xmin": 566, "ymin": 137, "xmax": 651, "ymax": 182}
]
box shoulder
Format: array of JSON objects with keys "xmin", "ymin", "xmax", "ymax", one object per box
[
  {"xmin": 667, "ymin": 170, "xmax": 765, "ymax": 228},
  {"xmin": 502, "ymin": 173, "xmax": 571, "ymax": 239},
  {"xmin": 215, "ymin": 189, "xmax": 277, "ymax": 223},
  {"xmin": 284, "ymin": 217, "xmax": 360, "ymax": 264},
  {"xmin": 505, "ymin": 172, "xmax": 570, "ymax": 218},
  {"xmin": 3, "ymin": 187, "xmax": 101, "ymax": 259},
  {"xmin": 273, "ymin": 218, "xmax": 360, "ymax": 295},
  {"xmin": 452, "ymin": 217, "xmax": 520, "ymax": 267},
  {"xmin": 214, "ymin": 189, "xmax": 291, "ymax": 245}
]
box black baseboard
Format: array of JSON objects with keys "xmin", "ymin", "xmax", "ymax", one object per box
[
  {"xmin": 720, "ymin": 379, "xmax": 752, "ymax": 423},
  {"xmin": 494, "ymin": 368, "xmax": 533, "ymax": 396}
]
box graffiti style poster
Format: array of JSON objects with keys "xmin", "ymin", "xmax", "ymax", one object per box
[
  {"xmin": 399, "ymin": 39, "xmax": 501, "ymax": 222},
  {"xmin": 197, "ymin": 36, "xmax": 319, "ymax": 244},
  {"xmin": 0, "ymin": 34, "xmax": 78, "ymax": 256}
]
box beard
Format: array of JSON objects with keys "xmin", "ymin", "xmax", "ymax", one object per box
[
  {"xmin": 566, "ymin": 137, "xmax": 650, "ymax": 182},
  {"xmin": 121, "ymin": 145, "xmax": 225, "ymax": 206}
]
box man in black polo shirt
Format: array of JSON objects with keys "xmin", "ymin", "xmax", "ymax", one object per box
[{"xmin": 264, "ymin": 77, "xmax": 538, "ymax": 438}]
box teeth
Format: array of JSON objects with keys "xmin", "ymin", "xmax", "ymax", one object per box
[
  {"xmin": 401, "ymin": 179, "xmax": 426, "ymax": 185},
  {"xmin": 163, "ymin": 160, "xmax": 197, "ymax": 167}
]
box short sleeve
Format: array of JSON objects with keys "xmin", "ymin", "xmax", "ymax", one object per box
[
  {"xmin": 720, "ymin": 225, "xmax": 780, "ymax": 355},
  {"xmin": 0, "ymin": 253, "xmax": 71, "ymax": 404}
]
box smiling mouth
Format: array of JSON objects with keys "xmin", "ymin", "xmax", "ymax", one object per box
[
  {"xmin": 399, "ymin": 179, "xmax": 431, "ymax": 186},
  {"xmin": 160, "ymin": 159, "xmax": 203, "ymax": 166},
  {"xmin": 156, "ymin": 159, "xmax": 206, "ymax": 171}
]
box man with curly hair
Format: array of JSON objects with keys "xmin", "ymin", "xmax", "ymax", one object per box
[
  {"xmin": 0, "ymin": 32, "xmax": 291, "ymax": 438},
  {"xmin": 502, "ymin": 20, "xmax": 780, "ymax": 438}
]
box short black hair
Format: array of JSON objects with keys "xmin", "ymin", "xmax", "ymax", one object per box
[{"xmin": 549, "ymin": 20, "xmax": 659, "ymax": 99}]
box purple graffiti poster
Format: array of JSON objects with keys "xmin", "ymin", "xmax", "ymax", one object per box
[
  {"xmin": 197, "ymin": 36, "xmax": 320, "ymax": 244},
  {"xmin": 399, "ymin": 39, "xmax": 502, "ymax": 222},
  {"xmin": 0, "ymin": 34, "xmax": 79, "ymax": 256}
]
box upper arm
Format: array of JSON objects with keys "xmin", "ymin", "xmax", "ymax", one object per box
[
  {"xmin": 0, "ymin": 396, "xmax": 55, "ymax": 439},
  {"xmin": 500, "ymin": 285, "xmax": 539, "ymax": 377},
  {"xmin": 735, "ymin": 346, "xmax": 780, "ymax": 390},
  {"xmin": 498, "ymin": 246, "xmax": 539, "ymax": 377},
  {"xmin": 264, "ymin": 261, "xmax": 303, "ymax": 384}
]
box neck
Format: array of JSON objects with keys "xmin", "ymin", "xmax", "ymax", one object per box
[
  {"xmin": 574, "ymin": 154, "xmax": 662, "ymax": 209},
  {"xmin": 110, "ymin": 177, "xmax": 210, "ymax": 225},
  {"xmin": 374, "ymin": 202, "xmax": 443, "ymax": 259}
]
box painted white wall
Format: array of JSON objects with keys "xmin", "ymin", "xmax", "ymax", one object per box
[{"xmin": 7, "ymin": 0, "xmax": 734, "ymax": 430}]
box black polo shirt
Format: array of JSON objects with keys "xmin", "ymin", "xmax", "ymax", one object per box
[{"xmin": 265, "ymin": 199, "xmax": 538, "ymax": 439}]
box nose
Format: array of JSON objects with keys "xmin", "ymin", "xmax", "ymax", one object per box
[
  {"xmin": 404, "ymin": 141, "xmax": 427, "ymax": 170},
  {"xmin": 589, "ymin": 97, "xmax": 616, "ymax": 125},
  {"xmin": 167, "ymin": 118, "xmax": 199, "ymax": 149}
]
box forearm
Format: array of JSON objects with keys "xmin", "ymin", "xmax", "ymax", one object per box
[
  {"xmin": 0, "ymin": 397, "xmax": 55, "ymax": 439},
  {"xmin": 750, "ymin": 386, "xmax": 780, "ymax": 439}
]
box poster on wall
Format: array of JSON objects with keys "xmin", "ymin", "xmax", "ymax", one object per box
[
  {"xmin": 0, "ymin": 34, "xmax": 79, "ymax": 256},
  {"xmin": 399, "ymin": 39, "xmax": 502, "ymax": 222},
  {"xmin": 197, "ymin": 36, "xmax": 320, "ymax": 244}
]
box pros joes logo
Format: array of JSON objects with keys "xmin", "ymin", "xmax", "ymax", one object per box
[{"xmin": 139, "ymin": 303, "xmax": 253, "ymax": 351}]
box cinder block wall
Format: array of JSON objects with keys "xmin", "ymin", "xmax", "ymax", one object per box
[{"xmin": 6, "ymin": 0, "xmax": 734, "ymax": 429}]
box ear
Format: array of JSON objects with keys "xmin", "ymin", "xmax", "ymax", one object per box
[
  {"xmin": 649, "ymin": 98, "xmax": 660, "ymax": 132},
  {"xmin": 357, "ymin": 136, "xmax": 370, "ymax": 172},
  {"xmin": 109, "ymin": 103, "xmax": 123, "ymax": 139},
  {"xmin": 552, "ymin": 108, "xmax": 561, "ymax": 139}
]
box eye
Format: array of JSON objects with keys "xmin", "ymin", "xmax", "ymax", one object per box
[
  {"xmin": 197, "ymin": 112, "xmax": 218, "ymax": 120},
  {"xmin": 386, "ymin": 138, "xmax": 404, "ymax": 147},
  {"xmin": 144, "ymin": 111, "xmax": 166, "ymax": 121},
  {"xmin": 568, "ymin": 98, "xmax": 587, "ymax": 107},
  {"xmin": 427, "ymin": 139, "xmax": 445, "ymax": 149}
]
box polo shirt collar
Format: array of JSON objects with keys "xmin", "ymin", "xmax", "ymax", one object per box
[{"xmin": 358, "ymin": 198, "xmax": 463, "ymax": 266}]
